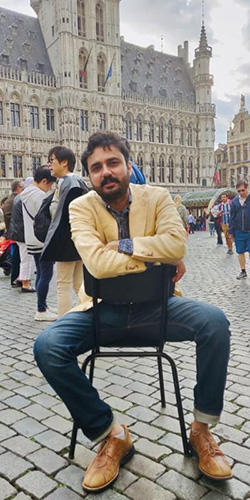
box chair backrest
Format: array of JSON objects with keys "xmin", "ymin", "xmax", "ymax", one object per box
[
  {"xmin": 83, "ymin": 264, "xmax": 176, "ymax": 304},
  {"xmin": 83, "ymin": 264, "xmax": 176, "ymax": 349}
]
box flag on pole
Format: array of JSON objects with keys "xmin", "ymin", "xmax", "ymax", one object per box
[
  {"xmin": 213, "ymin": 164, "xmax": 220, "ymax": 186},
  {"xmin": 81, "ymin": 48, "xmax": 92, "ymax": 77},
  {"xmin": 104, "ymin": 54, "xmax": 115, "ymax": 86}
]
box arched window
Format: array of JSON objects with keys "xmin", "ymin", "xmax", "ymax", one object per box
[
  {"xmin": 137, "ymin": 152, "xmax": 144, "ymax": 173},
  {"xmin": 136, "ymin": 115, "xmax": 143, "ymax": 141},
  {"xmin": 180, "ymin": 156, "xmax": 185, "ymax": 183},
  {"xmin": 97, "ymin": 54, "xmax": 105, "ymax": 92},
  {"xmin": 180, "ymin": 121, "xmax": 185, "ymax": 145},
  {"xmin": 187, "ymin": 123, "xmax": 193, "ymax": 146},
  {"xmin": 158, "ymin": 118, "xmax": 164, "ymax": 143},
  {"xmin": 240, "ymin": 119, "xmax": 245, "ymax": 133},
  {"xmin": 79, "ymin": 49, "xmax": 88, "ymax": 89},
  {"xmin": 149, "ymin": 117, "xmax": 155, "ymax": 142},
  {"xmin": 77, "ymin": 0, "xmax": 86, "ymax": 37},
  {"xmin": 125, "ymin": 113, "xmax": 133, "ymax": 140},
  {"xmin": 96, "ymin": 3, "xmax": 104, "ymax": 42},
  {"xmin": 150, "ymin": 154, "xmax": 155, "ymax": 182},
  {"xmin": 159, "ymin": 154, "xmax": 165, "ymax": 183},
  {"xmin": 187, "ymin": 157, "xmax": 193, "ymax": 183},
  {"xmin": 196, "ymin": 158, "xmax": 200, "ymax": 184},
  {"xmin": 168, "ymin": 119, "xmax": 173, "ymax": 144},
  {"xmin": 168, "ymin": 156, "xmax": 174, "ymax": 183}
]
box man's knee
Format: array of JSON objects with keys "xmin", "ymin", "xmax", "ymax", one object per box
[
  {"xmin": 202, "ymin": 304, "xmax": 230, "ymax": 347},
  {"xmin": 34, "ymin": 327, "xmax": 56, "ymax": 368}
]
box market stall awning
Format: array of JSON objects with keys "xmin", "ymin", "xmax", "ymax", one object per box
[{"xmin": 182, "ymin": 188, "xmax": 237, "ymax": 209}]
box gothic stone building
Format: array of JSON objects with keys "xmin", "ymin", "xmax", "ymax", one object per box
[
  {"xmin": 0, "ymin": 0, "xmax": 215, "ymax": 196},
  {"xmin": 215, "ymin": 95, "xmax": 250, "ymax": 188}
]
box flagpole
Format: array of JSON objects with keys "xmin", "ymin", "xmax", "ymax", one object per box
[{"xmin": 104, "ymin": 52, "xmax": 115, "ymax": 87}]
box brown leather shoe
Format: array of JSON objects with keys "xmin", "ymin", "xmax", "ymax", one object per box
[
  {"xmin": 82, "ymin": 425, "xmax": 135, "ymax": 492},
  {"xmin": 190, "ymin": 427, "xmax": 232, "ymax": 480}
]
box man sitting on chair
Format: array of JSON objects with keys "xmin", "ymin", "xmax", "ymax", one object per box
[{"xmin": 34, "ymin": 132, "xmax": 232, "ymax": 492}]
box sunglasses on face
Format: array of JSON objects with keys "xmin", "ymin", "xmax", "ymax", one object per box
[{"xmin": 237, "ymin": 189, "xmax": 246, "ymax": 193}]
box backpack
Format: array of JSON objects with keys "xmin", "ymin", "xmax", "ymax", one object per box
[{"xmin": 33, "ymin": 193, "xmax": 53, "ymax": 243}]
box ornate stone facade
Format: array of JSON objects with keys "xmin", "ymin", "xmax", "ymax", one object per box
[
  {"xmin": 215, "ymin": 95, "xmax": 250, "ymax": 188},
  {"xmin": 0, "ymin": 0, "xmax": 215, "ymax": 196}
]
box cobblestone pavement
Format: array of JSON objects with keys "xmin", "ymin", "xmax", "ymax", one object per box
[{"xmin": 0, "ymin": 231, "xmax": 250, "ymax": 500}]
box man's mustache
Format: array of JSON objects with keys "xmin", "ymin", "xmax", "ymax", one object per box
[{"xmin": 101, "ymin": 176, "xmax": 120, "ymax": 187}]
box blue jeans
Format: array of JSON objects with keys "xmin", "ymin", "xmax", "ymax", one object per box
[
  {"xmin": 33, "ymin": 254, "xmax": 54, "ymax": 312},
  {"xmin": 34, "ymin": 297, "xmax": 230, "ymax": 442}
]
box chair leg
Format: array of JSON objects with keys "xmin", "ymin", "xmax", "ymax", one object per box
[
  {"xmin": 89, "ymin": 357, "xmax": 95, "ymax": 384},
  {"xmin": 157, "ymin": 355, "xmax": 166, "ymax": 407},
  {"xmin": 69, "ymin": 422, "xmax": 78, "ymax": 459},
  {"xmin": 69, "ymin": 353, "xmax": 96, "ymax": 459},
  {"xmin": 161, "ymin": 353, "xmax": 192, "ymax": 456}
]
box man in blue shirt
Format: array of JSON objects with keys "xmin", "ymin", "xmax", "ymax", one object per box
[{"xmin": 229, "ymin": 180, "xmax": 250, "ymax": 279}]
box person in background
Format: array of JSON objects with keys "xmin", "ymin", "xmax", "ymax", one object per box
[
  {"xmin": 21, "ymin": 167, "xmax": 56, "ymax": 320},
  {"xmin": 9, "ymin": 177, "xmax": 35, "ymax": 292},
  {"xmin": 217, "ymin": 193, "xmax": 233, "ymax": 255},
  {"xmin": 229, "ymin": 179, "xmax": 250, "ymax": 279},
  {"xmin": 188, "ymin": 210, "xmax": 196, "ymax": 234},
  {"xmin": 0, "ymin": 197, "xmax": 7, "ymax": 236},
  {"xmin": 41, "ymin": 146, "xmax": 88, "ymax": 317},
  {"xmin": 211, "ymin": 204, "xmax": 223, "ymax": 245},
  {"xmin": 2, "ymin": 180, "xmax": 24, "ymax": 287},
  {"xmin": 174, "ymin": 195, "xmax": 189, "ymax": 232},
  {"xmin": 208, "ymin": 212, "xmax": 215, "ymax": 236}
]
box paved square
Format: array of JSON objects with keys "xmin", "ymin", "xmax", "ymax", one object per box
[{"xmin": 0, "ymin": 232, "xmax": 249, "ymax": 499}]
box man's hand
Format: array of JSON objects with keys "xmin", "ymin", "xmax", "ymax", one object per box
[
  {"xmin": 172, "ymin": 260, "xmax": 186, "ymax": 283},
  {"xmin": 104, "ymin": 240, "xmax": 119, "ymax": 252}
]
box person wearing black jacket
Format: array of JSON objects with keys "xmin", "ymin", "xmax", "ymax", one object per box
[
  {"xmin": 9, "ymin": 180, "xmax": 35, "ymax": 292},
  {"xmin": 2, "ymin": 180, "xmax": 23, "ymax": 286},
  {"xmin": 35, "ymin": 146, "xmax": 88, "ymax": 316}
]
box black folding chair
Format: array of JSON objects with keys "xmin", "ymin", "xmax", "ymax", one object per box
[{"xmin": 69, "ymin": 264, "xmax": 192, "ymax": 459}]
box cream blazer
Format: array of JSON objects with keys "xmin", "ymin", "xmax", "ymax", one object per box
[{"xmin": 69, "ymin": 184, "xmax": 187, "ymax": 312}]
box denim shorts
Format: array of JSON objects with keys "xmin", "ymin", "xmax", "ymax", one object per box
[{"xmin": 234, "ymin": 230, "xmax": 250, "ymax": 254}]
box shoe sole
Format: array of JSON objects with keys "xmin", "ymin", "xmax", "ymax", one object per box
[
  {"xmin": 190, "ymin": 443, "xmax": 233, "ymax": 481},
  {"xmin": 236, "ymin": 276, "xmax": 247, "ymax": 280},
  {"xmin": 82, "ymin": 445, "xmax": 135, "ymax": 493}
]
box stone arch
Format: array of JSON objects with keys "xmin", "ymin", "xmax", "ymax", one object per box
[
  {"xmin": 168, "ymin": 155, "xmax": 174, "ymax": 183},
  {"xmin": 136, "ymin": 114, "xmax": 143, "ymax": 141},
  {"xmin": 97, "ymin": 52, "xmax": 106, "ymax": 92},
  {"xmin": 158, "ymin": 118, "xmax": 164, "ymax": 143},
  {"xmin": 167, "ymin": 119, "xmax": 174, "ymax": 144},
  {"xmin": 79, "ymin": 48, "xmax": 88, "ymax": 89},
  {"xmin": 158, "ymin": 153, "xmax": 166, "ymax": 182},
  {"xmin": 125, "ymin": 112, "xmax": 133, "ymax": 140},
  {"xmin": 150, "ymin": 152, "xmax": 156, "ymax": 182},
  {"xmin": 77, "ymin": 0, "xmax": 86, "ymax": 37},
  {"xmin": 149, "ymin": 116, "xmax": 155, "ymax": 142},
  {"xmin": 187, "ymin": 156, "xmax": 194, "ymax": 183},
  {"xmin": 187, "ymin": 122, "xmax": 193, "ymax": 146},
  {"xmin": 96, "ymin": 2, "xmax": 104, "ymax": 42},
  {"xmin": 180, "ymin": 120, "xmax": 185, "ymax": 145}
]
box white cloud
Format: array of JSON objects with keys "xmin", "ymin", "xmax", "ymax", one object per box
[{"xmin": 0, "ymin": 0, "xmax": 249, "ymax": 144}]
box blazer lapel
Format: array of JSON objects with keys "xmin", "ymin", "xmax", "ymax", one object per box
[
  {"xmin": 95, "ymin": 198, "xmax": 119, "ymax": 242},
  {"xmin": 129, "ymin": 185, "xmax": 147, "ymax": 238}
]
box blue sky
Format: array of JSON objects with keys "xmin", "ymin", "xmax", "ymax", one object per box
[{"xmin": 0, "ymin": 0, "xmax": 249, "ymax": 146}]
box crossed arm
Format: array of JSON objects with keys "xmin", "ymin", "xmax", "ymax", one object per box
[{"xmin": 69, "ymin": 190, "xmax": 187, "ymax": 281}]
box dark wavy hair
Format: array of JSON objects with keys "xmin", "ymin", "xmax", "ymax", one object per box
[{"xmin": 81, "ymin": 131, "xmax": 130, "ymax": 174}]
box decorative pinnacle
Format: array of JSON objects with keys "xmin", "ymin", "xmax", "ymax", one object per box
[{"xmin": 195, "ymin": 22, "xmax": 212, "ymax": 57}]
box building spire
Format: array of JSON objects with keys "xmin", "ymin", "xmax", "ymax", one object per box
[
  {"xmin": 202, "ymin": 0, "xmax": 205, "ymax": 26},
  {"xmin": 195, "ymin": 1, "xmax": 212, "ymax": 58}
]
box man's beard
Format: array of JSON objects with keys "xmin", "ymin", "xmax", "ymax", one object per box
[{"xmin": 94, "ymin": 174, "xmax": 130, "ymax": 203}]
